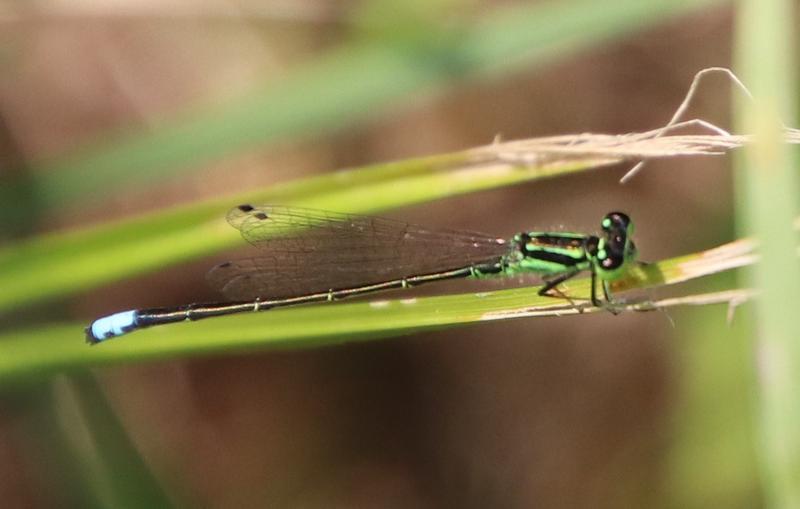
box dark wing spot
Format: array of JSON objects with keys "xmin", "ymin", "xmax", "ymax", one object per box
[
  {"xmin": 218, "ymin": 262, "xmax": 232, "ymax": 268},
  {"xmin": 238, "ymin": 204, "xmax": 255, "ymax": 212},
  {"xmin": 254, "ymin": 212, "xmax": 268, "ymax": 220}
]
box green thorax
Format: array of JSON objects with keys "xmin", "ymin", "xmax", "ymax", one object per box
[
  {"xmin": 503, "ymin": 232, "xmax": 594, "ymax": 276},
  {"xmin": 501, "ymin": 211, "xmax": 637, "ymax": 282}
]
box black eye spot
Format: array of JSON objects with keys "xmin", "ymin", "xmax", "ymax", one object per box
[
  {"xmin": 238, "ymin": 204, "xmax": 255, "ymax": 212},
  {"xmin": 254, "ymin": 212, "xmax": 268, "ymax": 220}
]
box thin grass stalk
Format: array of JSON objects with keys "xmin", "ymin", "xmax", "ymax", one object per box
[{"xmin": 734, "ymin": 0, "xmax": 800, "ymax": 506}]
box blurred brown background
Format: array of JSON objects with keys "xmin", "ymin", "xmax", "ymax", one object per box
[{"xmin": 0, "ymin": 1, "xmax": 758, "ymax": 508}]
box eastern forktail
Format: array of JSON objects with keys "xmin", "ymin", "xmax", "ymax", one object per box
[{"xmin": 86, "ymin": 205, "xmax": 637, "ymax": 343}]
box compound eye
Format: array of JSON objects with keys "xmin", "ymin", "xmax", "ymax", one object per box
[
  {"xmin": 612, "ymin": 212, "xmax": 630, "ymax": 227},
  {"xmin": 600, "ymin": 252, "xmax": 624, "ymax": 270},
  {"xmin": 602, "ymin": 212, "xmax": 631, "ymax": 232}
]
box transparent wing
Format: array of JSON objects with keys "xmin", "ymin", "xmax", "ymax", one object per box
[{"xmin": 206, "ymin": 204, "xmax": 510, "ymax": 300}]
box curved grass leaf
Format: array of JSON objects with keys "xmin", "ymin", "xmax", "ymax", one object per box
[
  {"xmin": 0, "ymin": 151, "xmax": 606, "ymax": 313},
  {"xmin": 68, "ymin": 374, "xmax": 174, "ymax": 507},
  {"xmin": 7, "ymin": 0, "xmax": 724, "ymax": 212},
  {"xmin": 0, "ymin": 238, "xmax": 758, "ymax": 383}
]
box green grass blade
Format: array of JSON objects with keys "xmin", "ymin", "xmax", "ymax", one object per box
[
  {"xmin": 11, "ymin": 383, "xmax": 107, "ymax": 509},
  {"xmin": 734, "ymin": 0, "xmax": 800, "ymax": 506},
  {"xmin": 0, "ymin": 150, "xmax": 603, "ymax": 313},
  {"xmin": 68, "ymin": 374, "xmax": 175, "ymax": 508},
  {"xmin": 7, "ymin": 0, "xmax": 724, "ymax": 211},
  {"xmin": 0, "ymin": 238, "xmax": 760, "ymax": 383}
]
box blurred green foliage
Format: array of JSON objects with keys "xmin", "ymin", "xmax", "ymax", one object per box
[
  {"xmin": 0, "ymin": 0, "xmax": 721, "ymax": 226},
  {"xmin": 2, "ymin": 0, "xmax": 796, "ymax": 507}
]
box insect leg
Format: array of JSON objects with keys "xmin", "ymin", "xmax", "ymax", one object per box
[{"xmin": 538, "ymin": 269, "xmax": 581, "ymax": 307}]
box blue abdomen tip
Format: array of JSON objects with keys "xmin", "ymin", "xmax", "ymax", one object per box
[{"xmin": 87, "ymin": 310, "xmax": 138, "ymax": 343}]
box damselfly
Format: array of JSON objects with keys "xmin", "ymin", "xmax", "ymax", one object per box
[{"xmin": 86, "ymin": 205, "xmax": 637, "ymax": 343}]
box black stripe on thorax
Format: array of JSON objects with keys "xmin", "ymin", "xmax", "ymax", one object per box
[
  {"xmin": 516, "ymin": 233, "xmax": 591, "ymax": 267},
  {"xmin": 524, "ymin": 249, "xmax": 586, "ymax": 267}
]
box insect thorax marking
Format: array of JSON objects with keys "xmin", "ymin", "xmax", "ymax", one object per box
[{"xmin": 521, "ymin": 233, "xmax": 588, "ymax": 266}]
